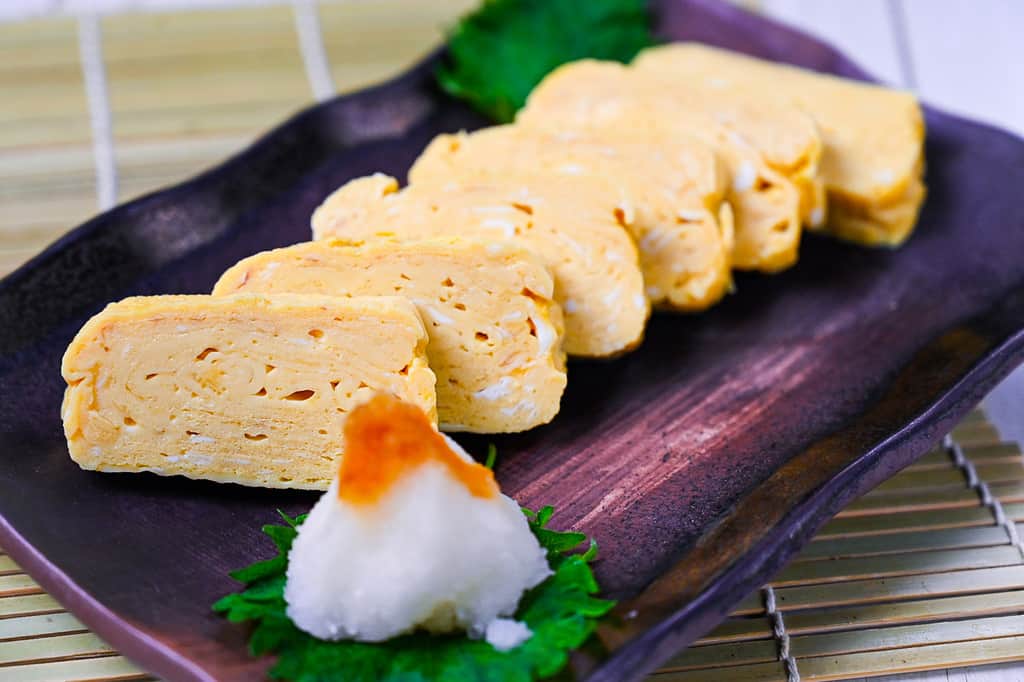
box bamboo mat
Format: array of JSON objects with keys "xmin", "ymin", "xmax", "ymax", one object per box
[
  {"xmin": 0, "ymin": 1, "xmax": 476, "ymax": 275},
  {"xmin": 656, "ymin": 411, "xmax": 1024, "ymax": 681},
  {"xmin": 2, "ymin": 3, "xmax": 1024, "ymax": 681}
]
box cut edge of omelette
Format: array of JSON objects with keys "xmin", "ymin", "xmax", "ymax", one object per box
[
  {"xmin": 409, "ymin": 124, "xmax": 735, "ymax": 312},
  {"xmin": 61, "ymin": 292, "xmax": 436, "ymax": 490},
  {"xmin": 212, "ymin": 236, "xmax": 568, "ymax": 434},
  {"xmin": 311, "ymin": 172, "xmax": 649, "ymax": 359},
  {"xmin": 632, "ymin": 42, "xmax": 926, "ymax": 248},
  {"xmin": 515, "ymin": 58, "xmax": 806, "ymax": 274},
  {"xmin": 624, "ymin": 60, "xmax": 827, "ymax": 232}
]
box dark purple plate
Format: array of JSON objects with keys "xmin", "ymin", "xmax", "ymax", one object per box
[{"xmin": 3, "ymin": 0, "xmax": 1024, "ymax": 680}]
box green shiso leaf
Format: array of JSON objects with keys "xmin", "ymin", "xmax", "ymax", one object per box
[
  {"xmin": 213, "ymin": 507, "xmax": 615, "ymax": 681},
  {"xmin": 436, "ymin": 0, "xmax": 655, "ymax": 123}
]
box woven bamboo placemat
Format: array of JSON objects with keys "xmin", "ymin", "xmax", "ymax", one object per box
[
  {"xmin": 2, "ymin": 4, "xmax": 1024, "ymax": 681},
  {"xmin": 0, "ymin": 1, "xmax": 475, "ymax": 277},
  {"xmin": 657, "ymin": 411, "xmax": 1024, "ymax": 681}
]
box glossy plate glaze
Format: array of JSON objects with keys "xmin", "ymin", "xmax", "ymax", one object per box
[{"xmin": 2, "ymin": 1, "xmax": 1024, "ymax": 680}]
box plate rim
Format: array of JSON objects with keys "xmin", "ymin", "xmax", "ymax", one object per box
[{"xmin": 592, "ymin": 323, "xmax": 1024, "ymax": 680}]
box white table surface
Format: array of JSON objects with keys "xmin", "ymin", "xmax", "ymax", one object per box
[{"xmin": 2, "ymin": 1, "xmax": 1023, "ymax": 680}]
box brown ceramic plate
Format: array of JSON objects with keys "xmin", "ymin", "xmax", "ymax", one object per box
[{"xmin": 3, "ymin": 0, "xmax": 1024, "ymax": 680}]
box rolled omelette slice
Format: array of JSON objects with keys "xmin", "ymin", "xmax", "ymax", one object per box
[
  {"xmin": 61, "ymin": 293, "xmax": 436, "ymax": 490},
  {"xmin": 213, "ymin": 237, "xmax": 567, "ymax": 434},
  {"xmin": 518, "ymin": 59, "xmax": 810, "ymax": 272},
  {"xmin": 312, "ymin": 173, "xmax": 648, "ymax": 358},
  {"xmin": 626, "ymin": 65, "xmax": 825, "ymax": 230},
  {"xmin": 409, "ymin": 125, "xmax": 734, "ymax": 311},
  {"xmin": 632, "ymin": 43, "xmax": 926, "ymax": 246}
]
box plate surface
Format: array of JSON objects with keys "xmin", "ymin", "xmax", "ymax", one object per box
[{"xmin": 3, "ymin": 1, "xmax": 1024, "ymax": 680}]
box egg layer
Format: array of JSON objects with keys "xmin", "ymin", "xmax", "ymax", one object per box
[
  {"xmin": 411, "ymin": 125, "xmax": 733, "ymax": 311},
  {"xmin": 632, "ymin": 43, "xmax": 926, "ymax": 246},
  {"xmin": 519, "ymin": 59, "xmax": 812, "ymax": 272},
  {"xmin": 213, "ymin": 237, "xmax": 567, "ymax": 433},
  {"xmin": 312, "ymin": 173, "xmax": 648, "ymax": 358},
  {"xmin": 60, "ymin": 293, "xmax": 436, "ymax": 489}
]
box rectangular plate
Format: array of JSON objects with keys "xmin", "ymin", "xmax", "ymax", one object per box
[{"xmin": 2, "ymin": 1, "xmax": 1024, "ymax": 679}]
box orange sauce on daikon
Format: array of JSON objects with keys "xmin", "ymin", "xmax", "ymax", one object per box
[{"xmin": 338, "ymin": 394, "xmax": 498, "ymax": 505}]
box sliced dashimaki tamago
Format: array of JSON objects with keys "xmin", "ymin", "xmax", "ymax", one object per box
[
  {"xmin": 312, "ymin": 173, "xmax": 648, "ymax": 359},
  {"xmin": 60, "ymin": 293, "xmax": 436, "ymax": 490},
  {"xmin": 213, "ymin": 237, "xmax": 568, "ymax": 435}
]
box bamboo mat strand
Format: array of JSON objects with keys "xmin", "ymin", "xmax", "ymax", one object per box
[{"xmin": 663, "ymin": 409, "xmax": 1024, "ymax": 681}]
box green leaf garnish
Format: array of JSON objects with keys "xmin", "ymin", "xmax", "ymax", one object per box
[
  {"xmin": 437, "ymin": 0, "xmax": 655, "ymax": 123},
  {"xmin": 484, "ymin": 443, "xmax": 498, "ymax": 469},
  {"xmin": 214, "ymin": 508, "xmax": 615, "ymax": 681}
]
